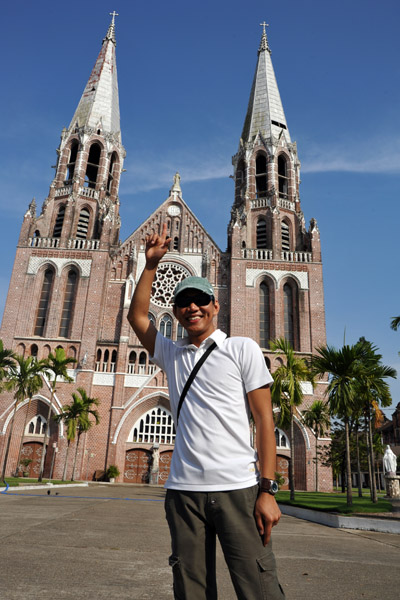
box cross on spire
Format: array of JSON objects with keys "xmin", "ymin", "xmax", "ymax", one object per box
[
  {"xmin": 258, "ymin": 21, "xmax": 270, "ymax": 53},
  {"xmin": 110, "ymin": 11, "xmax": 119, "ymax": 24}
]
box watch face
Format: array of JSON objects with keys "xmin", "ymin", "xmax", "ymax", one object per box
[
  {"xmin": 271, "ymin": 480, "xmax": 279, "ymax": 493},
  {"xmin": 167, "ymin": 204, "xmax": 181, "ymax": 216}
]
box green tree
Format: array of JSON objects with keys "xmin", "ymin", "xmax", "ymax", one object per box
[
  {"xmin": 0, "ymin": 340, "xmax": 15, "ymax": 389},
  {"xmin": 54, "ymin": 393, "xmax": 86, "ymax": 481},
  {"xmin": 1, "ymin": 355, "xmax": 44, "ymax": 480},
  {"xmin": 311, "ymin": 344, "xmax": 366, "ymax": 507},
  {"xmin": 390, "ymin": 316, "xmax": 400, "ymax": 331},
  {"xmin": 270, "ymin": 338, "xmax": 312, "ymax": 501},
  {"xmin": 70, "ymin": 388, "xmax": 100, "ymax": 481},
  {"xmin": 354, "ymin": 339, "xmax": 396, "ymax": 503},
  {"xmin": 303, "ymin": 400, "xmax": 330, "ymax": 492},
  {"xmin": 14, "ymin": 356, "xmax": 48, "ymax": 476},
  {"xmin": 38, "ymin": 348, "xmax": 76, "ymax": 482}
]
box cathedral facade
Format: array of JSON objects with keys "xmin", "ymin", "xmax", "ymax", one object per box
[{"xmin": 0, "ymin": 19, "xmax": 332, "ymax": 491}]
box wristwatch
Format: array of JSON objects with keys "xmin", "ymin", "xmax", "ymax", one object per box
[{"xmin": 259, "ymin": 477, "xmax": 279, "ymax": 495}]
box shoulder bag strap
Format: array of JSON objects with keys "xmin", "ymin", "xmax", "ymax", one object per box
[{"xmin": 176, "ymin": 341, "xmax": 217, "ymax": 426}]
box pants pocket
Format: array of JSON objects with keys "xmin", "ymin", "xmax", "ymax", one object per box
[
  {"xmin": 256, "ymin": 555, "xmax": 286, "ymax": 599},
  {"xmin": 168, "ymin": 554, "xmax": 185, "ymax": 600}
]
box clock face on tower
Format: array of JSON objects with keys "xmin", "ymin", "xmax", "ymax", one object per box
[{"xmin": 167, "ymin": 204, "xmax": 181, "ymax": 217}]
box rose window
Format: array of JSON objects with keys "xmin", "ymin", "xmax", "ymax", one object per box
[{"xmin": 151, "ymin": 262, "xmax": 191, "ymax": 307}]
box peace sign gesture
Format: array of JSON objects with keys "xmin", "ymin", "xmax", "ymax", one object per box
[{"xmin": 145, "ymin": 223, "xmax": 172, "ymax": 269}]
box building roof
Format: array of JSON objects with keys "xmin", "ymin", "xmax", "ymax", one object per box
[
  {"xmin": 241, "ymin": 24, "xmax": 290, "ymax": 145},
  {"xmin": 68, "ymin": 14, "xmax": 121, "ymax": 140}
]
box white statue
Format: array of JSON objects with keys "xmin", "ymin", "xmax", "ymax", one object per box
[{"xmin": 383, "ymin": 445, "xmax": 397, "ymax": 475}]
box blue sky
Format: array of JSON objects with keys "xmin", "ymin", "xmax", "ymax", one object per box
[{"xmin": 1, "ymin": 0, "xmax": 399, "ymax": 410}]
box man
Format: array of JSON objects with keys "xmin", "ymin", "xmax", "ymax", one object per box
[{"xmin": 128, "ymin": 224, "xmax": 285, "ymax": 600}]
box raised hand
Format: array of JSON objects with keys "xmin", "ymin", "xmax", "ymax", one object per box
[{"xmin": 145, "ymin": 223, "xmax": 172, "ymax": 269}]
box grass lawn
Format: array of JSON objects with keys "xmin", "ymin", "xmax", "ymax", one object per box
[
  {"xmin": 1, "ymin": 477, "xmax": 81, "ymax": 487},
  {"xmin": 276, "ymin": 490, "xmax": 393, "ymax": 514}
]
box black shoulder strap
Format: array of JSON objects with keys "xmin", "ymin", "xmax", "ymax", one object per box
[{"xmin": 176, "ymin": 341, "xmax": 217, "ymax": 426}]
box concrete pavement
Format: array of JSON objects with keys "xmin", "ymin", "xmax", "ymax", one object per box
[{"xmin": 0, "ymin": 484, "xmax": 399, "ymax": 599}]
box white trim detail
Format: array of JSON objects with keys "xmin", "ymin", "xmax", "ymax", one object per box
[
  {"xmin": 246, "ymin": 268, "xmax": 309, "ymax": 290},
  {"xmin": 27, "ymin": 256, "xmax": 92, "ymax": 277},
  {"xmin": 112, "ymin": 390, "xmax": 170, "ymax": 444},
  {"xmin": 300, "ymin": 382, "xmax": 314, "ymax": 395}
]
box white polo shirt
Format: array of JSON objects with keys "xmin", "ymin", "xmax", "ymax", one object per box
[{"xmin": 151, "ymin": 329, "xmax": 273, "ymax": 491}]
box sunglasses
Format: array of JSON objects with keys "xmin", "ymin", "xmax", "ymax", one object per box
[{"xmin": 174, "ymin": 292, "xmax": 214, "ymax": 308}]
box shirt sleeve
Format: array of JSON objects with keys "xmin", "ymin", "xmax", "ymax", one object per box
[
  {"xmin": 150, "ymin": 331, "xmax": 174, "ymax": 372},
  {"xmin": 240, "ymin": 338, "xmax": 274, "ymax": 393}
]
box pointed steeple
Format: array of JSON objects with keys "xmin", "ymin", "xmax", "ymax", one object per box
[
  {"xmin": 68, "ymin": 12, "xmax": 121, "ymax": 139},
  {"xmin": 241, "ymin": 23, "xmax": 290, "ymax": 145}
]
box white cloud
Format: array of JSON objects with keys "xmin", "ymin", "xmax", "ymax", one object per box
[
  {"xmin": 301, "ymin": 136, "xmax": 400, "ymax": 174},
  {"xmin": 120, "ymin": 151, "xmax": 233, "ymax": 195}
]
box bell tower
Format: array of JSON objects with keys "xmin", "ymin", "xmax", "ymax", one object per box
[
  {"xmin": 21, "ymin": 12, "xmax": 124, "ymax": 252},
  {"xmin": 228, "ymin": 23, "xmax": 325, "ymax": 359},
  {"xmin": 1, "ymin": 13, "xmax": 125, "ymax": 362}
]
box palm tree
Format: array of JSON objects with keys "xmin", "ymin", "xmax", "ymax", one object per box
[
  {"xmin": 270, "ymin": 338, "xmax": 312, "ymax": 501},
  {"xmin": 303, "ymin": 400, "xmax": 330, "ymax": 492},
  {"xmin": 70, "ymin": 388, "xmax": 100, "ymax": 481},
  {"xmin": 1, "ymin": 355, "xmax": 44, "ymax": 480},
  {"xmin": 0, "ymin": 340, "xmax": 15, "ymax": 388},
  {"xmin": 14, "ymin": 356, "xmax": 48, "ymax": 476},
  {"xmin": 54, "ymin": 393, "xmax": 85, "ymax": 481},
  {"xmin": 38, "ymin": 348, "xmax": 76, "ymax": 482},
  {"xmin": 353, "ymin": 339, "xmax": 396, "ymax": 503},
  {"xmin": 311, "ymin": 344, "xmax": 366, "ymax": 507},
  {"xmin": 390, "ymin": 316, "xmax": 400, "ymax": 331}
]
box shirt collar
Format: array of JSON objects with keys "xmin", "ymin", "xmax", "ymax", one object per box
[{"xmin": 179, "ymin": 328, "xmax": 227, "ymax": 351}]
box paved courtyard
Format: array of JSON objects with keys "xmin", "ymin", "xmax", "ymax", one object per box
[{"xmin": 0, "ymin": 484, "xmax": 399, "ymax": 599}]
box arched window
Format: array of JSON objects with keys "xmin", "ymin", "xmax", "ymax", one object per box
[
  {"xmin": 107, "ymin": 152, "xmax": 117, "ymax": 193},
  {"xmin": 160, "ymin": 315, "xmax": 172, "ymax": 339},
  {"xmin": 53, "ymin": 205, "xmax": 65, "ymax": 238},
  {"xmin": 173, "ymin": 237, "xmax": 179, "ymax": 250},
  {"xmin": 59, "ymin": 270, "xmax": 78, "ymax": 338},
  {"xmin": 26, "ymin": 415, "xmax": 47, "ymax": 436},
  {"xmin": 35, "ymin": 268, "xmax": 54, "ymax": 336},
  {"xmin": 236, "ymin": 159, "xmax": 246, "ymax": 198},
  {"xmin": 84, "ymin": 143, "xmax": 101, "ymax": 189},
  {"xmin": 256, "ymin": 218, "xmax": 267, "ymax": 249},
  {"xmin": 259, "ymin": 282, "xmax": 270, "ymax": 349},
  {"xmin": 281, "ymin": 221, "xmax": 290, "ymax": 251},
  {"xmin": 30, "ymin": 344, "xmax": 39, "ymax": 358},
  {"xmin": 16, "ymin": 343, "xmax": 25, "ymax": 357},
  {"xmin": 66, "ymin": 141, "xmax": 79, "ymax": 184},
  {"xmin": 148, "ymin": 313, "xmax": 156, "ymax": 326},
  {"xmin": 138, "ymin": 351, "xmax": 147, "ymax": 375},
  {"xmin": 130, "ymin": 406, "xmax": 176, "ymax": 445},
  {"xmin": 278, "ymin": 155, "xmax": 288, "ymax": 199},
  {"xmin": 128, "ymin": 351, "xmax": 136, "ymax": 374},
  {"xmin": 76, "ymin": 208, "xmax": 90, "ymax": 239},
  {"xmin": 275, "ymin": 427, "xmax": 290, "ymax": 449},
  {"xmin": 283, "ymin": 282, "xmax": 298, "ymax": 349},
  {"xmin": 103, "ymin": 349, "xmax": 110, "ymax": 372},
  {"xmin": 96, "ymin": 349, "xmax": 102, "ymax": 372},
  {"xmin": 256, "ymin": 154, "xmax": 268, "ymax": 198},
  {"xmin": 177, "ymin": 323, "xmax": 187, "ymax": 340},
  {"xmin": 110, "ymin": 350, "xmax": 117, "ymax": 373}
]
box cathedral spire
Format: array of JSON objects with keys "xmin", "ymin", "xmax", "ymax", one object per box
[
  {"xmin": 241, "ymin": 23, "xmax": 290, "ymax": 145},
  {"xmin": 68, "ymin": 13, "xmax": 121, "ymax": 139}
]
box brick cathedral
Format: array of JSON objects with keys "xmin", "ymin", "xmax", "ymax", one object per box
[{"xmin": 0, "ymin": 18, "xmax": 332, "ymax": 491}]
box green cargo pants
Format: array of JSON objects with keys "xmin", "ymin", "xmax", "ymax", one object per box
[{"xmin": 165, "ymin": 485, "xmax": 285, "ymax": 600}]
